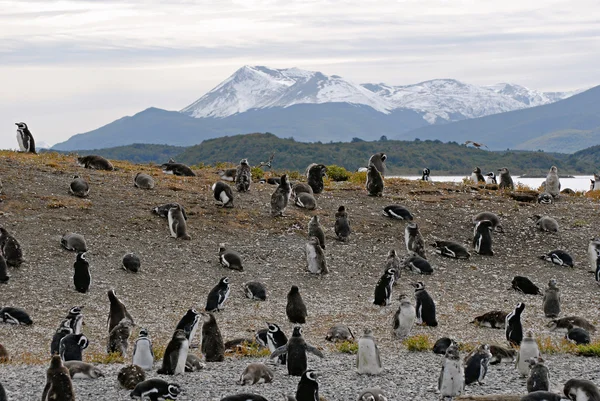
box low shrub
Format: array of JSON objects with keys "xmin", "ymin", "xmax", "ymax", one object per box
[
  {"xmin": 402, "ymin": 334, "xmax": 433, "ymax": 352},
  {"xmin": 326, "ymin": 165, "xmax": 350, "ymax": 182}
]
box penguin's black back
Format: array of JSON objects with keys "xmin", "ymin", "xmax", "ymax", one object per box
[
  {"xmin": 464, "ymin": 352, "xmax": 488, "ymax": 385},
  {"xmin": 286, "ymin": 286, "xmax": 307, "ymax": 324},
  {"xmin": 416, "ymin": 290, "xmax": 437, "ymax": 326},
  {"xmin": 220, "ymin": 394, "xmax": 269, "ymax": 401},
  {"xmin": 296, "ymin": 372, "xmax": 319, "ymax": 401},
  {"xmin": 506, "ymin": 305, "xmax": 524, "ymax": 345},
  {"xmin": 73, "ymin": 254, "xmax": 90, "ymax": 293},
  {"xmin": 373, "ymin": 272, "xmax": 393, "ymax": 306},
  {"xmin": 286, "ymin": 336, "xmax": 308, "ymax": 376}
]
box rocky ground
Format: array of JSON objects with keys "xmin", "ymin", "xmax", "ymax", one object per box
[{"xmin": 0, "ymin": 151, "xmax": 599, "ymax": 401}]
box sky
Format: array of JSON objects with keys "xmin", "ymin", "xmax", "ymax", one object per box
[{"xmin": 1, "ymin": 0, "xmax": 599, "ymax": 149}]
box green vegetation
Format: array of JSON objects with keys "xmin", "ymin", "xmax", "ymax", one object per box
[
  {"xmin": 402, "ymin": 334, "xmax": 433, "ymax": 351},
  {"xmin": 335, "ymin": 340, "xmax": 358, "ymax": 354},
  {"xmin": 326, "ymin": 165, "xmax": 351, "ymax": 181}
]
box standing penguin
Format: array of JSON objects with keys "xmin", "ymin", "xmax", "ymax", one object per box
[
  {"xmin": 266, "ymin": 323, "xmax": 288, "ymax": 365},
  {"xmin": 368, "ymin": 153, "xmax": 387, "ymax": 177},
  {"xmin": 212, "ymin": 181, "xmax": 234, "ymax": 208},
  {"xmin": 545, "ymin": 166, "xmax": 561, "ymax": 198},
  {"xmin": 438, "ymin": 344, "xmax": 464, "ymax": 400},
  {"xmin": 41, "ymin": 355, "xmax": 75, "ymax": 401},
  {"xmin": 122, "ymin": 253, "xmax": 140, "ymax": 273},
  {"xmin": 334, "ymin": 206, "xmax": 351, "ymax": 242},
  {"xmin": 527, "ymin": 357, "xmax": 550, "ymax": 392},
  {"xmin": 464, "ymin": 344, "xmax": 492, "ymax": 385},
  {"xmin": 270, "ymin": 174, "xmax": 292, "ymax": 216},
  {"xmin": 295, "ymin": 369, "xmax": 320, "ymax": 401},
  {"xmin": 306, "ymin": 236, "xmax": 327, "ymax": 274},
  {"xmin": 0, "ymin": 227, "xmax": 23, "ymax": 267},
  {"xmin": 219, "ymin": 244, "xmax": 243, "ymax": 271},
  {"xmin": 168, "ymin": 204, "xmax": 191, "ymax": 240},
  {"xmin": 157, "ymin": 329, "xmax": 189, "ymax": 375},
  {"xmin": 308, "ymin": 215, "xmax": 325, "ymax": 250},
  {"xmin": 384, "ymin": 250, "xmax": 401, "ymax": 282},
  {"xmin": 471, "ymin": 167, "xmax": 485, "ymax": 183},
  {"xmin": 235, "ymin": 159, "xmax": 251, "ymax": 192},
  {"xmin": 132, "ymin": 329, "xmax": 154, "ymax": 371},
  {"xmin": 133, "ymin": 173, "xmax": 155, "ymax": 189},
  {"xmin": 15, "ymin": 122, "xmax": 36, "ymax": 153},
  {"xmin": 270, "ymin": 326, "xmax": 324, "ymax": 376},
  {"xmin": 107, "ymin": 319, "xmax": 133, "ymax": 357},
  {"xmin": 473, "ymin": 220, "xmax": 494, "ymax": 256},
  {"xmin": 366, "ymin": 164, "xmax": 384, "ymax": 196},
  {"xmin": 201, "ymin": 312, "xmax": 225, "ymax": 362},
  {"xmin": 516, "ymin": 331, "xmax": 540, "ymax": 376},
  {"xmin": 405, "ymin": 223, "xmax": 426, "ymax": 259},
  {"xmin": 413, "ymin": 282, "xmax": 437, "ymax": 327},
  {"xmin": 107, "ymin": 289, "xmax": 134, "ymax": 332},
  {"xmin": 506, "ymin": 302, "xmax": 525, "ymax": 346},
  {"xmin": 205, "ymin": 277, "xmax": 231, "ymax": 312},
  {"xmin": 69, "ymin": 175, "xmax": 90, "ymax": 198},
  {"xmin": 73, "ymin": 252, "xmax": 91, "ymax": 293},
  {"xmin": 51, "ymin": 325, "xmax": 73, "ymax": 356},
  {"xmin": 59, "ymin": 333, "xmax": 89, "ymax": 361},
  {"xmin": 287, "ymin": 285, "xmax": 308, "ymax": 324},
  {"xmin": 357, "ymin": 328, "xmax": 382, "ymax": 375},
  {"xmin": 373, "ymin": 269, "xmax": 395, "ymax": 306},
  {"xmin": 421, "ymin": 168, "xmax": 431, "ymax": 181},
  {"xmin": 588, "ymin": 237, "xmax": 600, "ymax": 273},
  {"xmin": 175, "ymin": 309, "xmax": 201, "ymax": 345},
  {"xmin": 498, "ymin": 167, "xmax": 514, "ymax": 190},
  {"xmin": 0, "ymin": 252, "xmax": 9, "ymax": 284},
  {"xmin": 392, "ymin": 294, "xmax": 416, "ymax": 339},
  {"xmin": 307, "ymin": 164, "xmax": 327, "ymax": 194},
  {"xmin": 563, "ymin": 379, "xmax": 600, "ymax": 401},
  {"xmin": 485, "ymin": 172, "xmax": 497, "ymax": 185},
  {"xmin": 543, "ymin": 279, "xmax": 561, "ymax": 318}
]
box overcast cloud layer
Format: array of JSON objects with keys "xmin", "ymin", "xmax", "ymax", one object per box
[{"xmin": 1, "ymin": 0, "xmax": 599, "ymax": 149}]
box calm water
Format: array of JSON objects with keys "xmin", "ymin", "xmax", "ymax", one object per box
[{"xmin": 395, "ymin": 175, "xmax": 593, "ymax": 192}]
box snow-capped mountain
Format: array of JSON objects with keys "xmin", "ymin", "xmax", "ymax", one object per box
[{"xmin": 181, "ymin": 65, "xmax": 577, "ymax": 123}]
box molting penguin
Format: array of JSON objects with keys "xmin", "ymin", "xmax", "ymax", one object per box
[
  {"xmin": 295, "ymin": 192, "xmax": 317, "ymax": 210},
  {"xmin": 201, "ymin": 312, "xmax": 225, "ymax": 362},
  {"xmin": 132, "ymin": 328, "xmax": 154, "ymax": 371},
  {"xmin": 366, "ymin": 164, "xmax": 384, "ymax": 196},
  {"xmin": 489, "ymin": 345, "xmax": 516, "ymax": 365},
  {"xmin": 368, "ymin": 153, "xmax": 387, "ymax": 177},
  {"xmin": 547, "ymin": 316, "xmax": 596, "ymax": 333},
  {"xmin": 107, "ymin": 289, "xmax": 134, "ymax": 332},
  {"xmin": 133, "ymin": 173, "xmax": 155, "ymax": 189},
  {"xmin": 431, "ymin": 240, "xmax": 470, "ymax": 259},
  {"xmin": 382, "ymin": 205, "xmax": 414, "ymax": 220},
  {"xmin": 534, "ymin": 215, "xmax": 559, "ymax": 232},
  {"xmin": 292, "ymin": 182, "xmax": 313, "ymax": 199},
  {"xmin": 325, "ymin": 324, "xmax": 354, "ymax": 342},
  {"xmin": 588, "ymin": 237, "xmax": 600, "ymax": 273},
  {"xmin": 471, "ymin": 167, "xmax": 485, "ymax": 183},
  {"xmin": 0, "ymin": 252, "xmax": 9, "ymax": 284},
  {"xmin": 15, "ymin": 122, "xmax": 36, "ymax": 153},
  {"xmin": 473, "ymin": 220, "xmax": 494, "ymax": 256},
  {"xmin": 270, "ymin": 326, "xmax": 324, "ymax": 376},
  {"xmin": 175, "ymin": 309, "xmax": 200, "ymax": 345},
  {"xmin": 438, "ymin": 344, "xmax": 464, "ymax": 400},
  {"xmin": 566, "ymin": 326, "xmax": 591, "ymax": 345},
  {"xmin": 122, "ymin": 253, "xmax": 140, "ymax": 273},
  {"xmin": 212, "ymin": 181, "xmax": 234, "ymax": 208},
  {"xmin": 59, "ymin": 333, "xmax": 88, "ymax": 361},
  {"xmin": 266, "ymin": 322, "xmax": 288, "ymax": 365},
  {"xmin": 185, "ymin": 354, "xmax": 204, "ymax": 372},
  {"xmin": 563, "ymin": 379, "xmax": 600, "ymax": 401},
  {"xmin": 295, "ymin": 369, "xmax": 320, "ymax": 401},
  {"xmin": 308, "ymin": 215, "xmax": 325, "ymax": 250},
  {"xmin": 287, "ymin": 285, "xmax": 308, "ymax": 324},
  {"xmin": 237, "ymin": 363, "xmax": 274, "ymax": 385},
  {"xmin": 421, "ymin": 168, "xmax": 431, "ymax": 181},
  {"xmin": 545, "ymin": 166, "xmax": 561, "ymax": 198},
  {"xmin": 73, "ymin": 252, "xmax": 91, "ymax": 293},
  {"xmin": 168, "ymin": 203, "xmax": 191, "ymax": 240},
  {"xmin": 392, "ymin": 294, "xmax": 416, "ymax": 339},
  {"xmin": 539, "ymin": 250, "xmax": 574, "ymax": 267},
  {"xmin": 373, "ymin": 268, "xmax": 395, "ymax": 306},
  {"xmin": 107, "ymin": 319, "xmax": 133, "ymax": 357},
  {"xmin": 516, "ymin": 330, "xmax": 540, "ymax": 376},
  {"xmin": 521, "ymin": 392, "xmax": 563, "ymax": 401},
  {"xmin": 432, "ymin": 338, "xmax": 454, "ymax": 355},
  {"xmin": 471, "ymin": 310, "xmax": 507, "ymax": 329},
  {"xmin": 506, "ymin": 303, "xmax": 525, "ymax": 346},
  {"xmin": 206, "ymin": 277, "xmax": 230, "ymax": 312},
  {"xmin": 413, "ymin": 282, "xmax": 437, "ymax": 327},
  {"xmin": 244, "ymin": 282, "xmax": 267, "ymax": 301},
  {"xmin": 219, "ymin": 244, "xmax": 243, "ymax": 271},
  {"xmin": 401, "ymin": 252, "xmax": 433, "ymax": 275},
  {"xmin": 512, "ymin": 276, "xmax": 542, "ymax": 295},
  {"xmin": 0, "ymin": 227, "xmax": 23, "ymax": 267},
  {"xmin": 527, "ymin": 357, "xmax": 550, "ymax": 392},
  {"xmin": 485, "ymin": 172, "xmax": 497, "ymax": 185},
  {"xmin": 218, "ymin": 168, "xmax": 237, "ymax": 182},
  {"xmin": 69, "ymin": 175, "xmax": 89, "ymax": 197},
  {"xmin": 118, "ymin": 364, "xmax": 145, "ymax": 390},
  {"xmin": 357, "ymin": 328, "xmax": 382, "ymax": 375},
  {"xmin": 60, "ymin": 232, "xmax": 87, "ymax": 253},
  {"xmin": 543, "ymin": 279, "xmax": 561, "ymax": 318},
  {"xmin": 498, "ymin": 167, "xmax": 514, "ymax": 190},
  {"xmin": 473, "ymin": 211, "xmax": 503, "ymax": 233},
  {"xmin": 41, "ymin": 355, "xmax": 74, "ymax": 401},
  {"xmin": 306, "ymin": 236, "xmax": 327, "ymax": 274},
  {"xmin": 0, "ymin": 306, "xmax": 32, "ymax": 325},
  {"xmin": 63, "ymin": 361, "xmax": 105, "ymax": 379},
  {"xmin": 464, "ymin": 344, "xmax": 492, "ymax": 385},
  {"xmin": 270, "ymin": 174, "xmax": 292, "ymax": 216},
  {"xmin": 384, "ymin": 250, "xmax": 401, "ymax": 282},
  {"xmin": 77, "ymin": 155, "xmax": 114, "ymax": 170},
  {"xmin": 235, "ymin": 158, "xmax": 251, "ymax": 192},
  {"xmin": 157, "ymin": 329, "xmax": 188, "ymax": 375},
  {"xmin": 160, "ymin": 161, "xmax": 195, "ymax": 176},
  {"xmin": 307, "ymin": 164, "xmax": 327, "ymax": 194},
  {"xmin": 405, "ymin": 223, "xmax": 426, "ymax": 258},
  {"xmin": 152, "ymin": 203, "xmax": 188, "ymax": 220},
  {"xmin": 334, "ymin": 205, "xmax": 351, "ymax": 242},
  {"xmin": 130, "ymin": 379, "xmax": 181, "ymax": 400}
]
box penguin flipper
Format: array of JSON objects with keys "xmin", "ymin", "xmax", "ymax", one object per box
[
  {"xmin": 305, "ymin": 344, "xmax": 324, "ymax": 358},
  {"xmin": 270, "ymin": 344, "xmax": 287, "ymax": 359}
]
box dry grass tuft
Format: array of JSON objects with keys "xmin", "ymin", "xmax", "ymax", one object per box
[
  {"xmin": 402, "ymin": 334, "xmax": 433, "ymax": 352},
  {"xmin": 86, "ymin": 351, "xmax": 125, "ymax": 364},
  {"xmin": 43, "ymin": 196, "xmax": 92, "ymax": 210},
  {"xmin": 226, "ymin": 341, "xmax": 270, "ymax": 358},
  {"xmin": 585, "ymin": 190, "xmax": 600, "ymax": 200},
  {"xmin": 335, "ymin": 340, "xmax": 358, "ymax": 354},
  {"xmin": 575, "ymin": 340, "xmax": 600, "ymax": 357}
]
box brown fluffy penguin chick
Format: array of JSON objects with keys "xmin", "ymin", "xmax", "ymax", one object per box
[
  {"xmin": 42, "ymin": 355, "xmax": 75, "ymax": 401},
  {"xmin": 0, "ymin": 344, "xmax": 8, "ymax": 363},
  {"xmin": 201, "ymin": 312, "xmax": 225, "ymax": 362},
  {"xmin": 286, "ymin": 285, "xmax": 307, "ymax": 324},
  {"xmin": 117, "ymin": 364, "xmax": 146, "ymax": 390}
]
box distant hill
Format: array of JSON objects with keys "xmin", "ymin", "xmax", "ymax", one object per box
[
  {"xmin": 46, "ymin": 143, "xmax": 185, "ymax": 164},
  {"xmin": 568, "ymin": 144, "xmax": 600, "ymax": 170}
]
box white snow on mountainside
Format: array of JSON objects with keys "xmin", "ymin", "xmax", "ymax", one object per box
[{"xmin": 180, "ymin": 65, "xmax": 579, "ymax": 123}]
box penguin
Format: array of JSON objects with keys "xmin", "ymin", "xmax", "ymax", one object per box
[
  {"xmin": 60, "ymin": 232, "xmax": 87, "ymax": 252},
  {"xmin": 122, "ymin": 253, "xmax": 140, "ymax": 273},
  {"xmin": 543, "ymin": 279, "xmax": 561, "ymax": 318},
  {"xmin": 62, "ymin": 305, "xmax": 85, "ymax": 334},
  {"xmin": 73, "ymin": 252, "xmax": 91, "ymax": 293},
  {"xmin": 270, "ymin": 326, "xmax": 324, "ymax": 376},
  {"xmin": 130, "ymin": 379, "xmax": 181, "ymax": 400},
  {"xmin": 132, "ymin": 328, "xmax": 154, "ymax": 371},
  {"xmin": 157, "ymin": 329, "xmax": 189, "ymax": 375},
  {"xmin": 373, "ymin": 268, "xmax": 395, "ymax": 306},
  {"xmin": 168, "ymin": 203, "xmax": 191, "ymax": 240},
  {"xmin": 107, "ymin": 289, "xmax": 134, "ymax": 332},
  {"xmin": 413, "ymin": 282, "xmax": 437, "ymax": 327},
  {"xmin": 212, "ymin": 181, "xmax": 234, "ymax": 208},
  {"xmin": 534, "ymin": 215, "xmax": 559, "ymax": 232},
  {"xmin": 539, "ymin": 250, "xmax": 574, "ymax": 267},
  {"xmin": 566, "ymin": 326, "xmax": 591, "ymax": 345},
  {"xmin": 421, "ymin": 168, "xmax": 431, "ymax": 181},
  {"xmin": 0, "ymin": 252, "xmax": 9, "ymax": 284},
  {"xmin": 358, "ymin": 388, "xmax": 388, "ymax": 401},
  {"xmin": 366, "ymin": 164, "xmax": 384, "ymax": 196},
  {"xmin": 306, "ymin": 236, "xmax": 327, "ymax": 274},
  {"xmin": 464, "ymin": 344, "xmax": 492, "ymax": 385},
  {"xmin": 538, "ymin": 192, "xmax": 554, "ymax": 204},
  {"xmin": 489, "ymin": 345, "xmax": 516, "ymax": 365},
  {"xmin": 404, "ymin": 223, "xmax": 426, "ymax": 258},
  {"xmin": 498, "ymin": 167, "xmax": 514, "ymax": 190},
  {"xmin": 41, "ymin": 355, "xmax": 75, "ymax": 401},
  {"xmin": 77, "ymin": 155, "xmax": 114, "ymax": 170},
  {"xmin": 219, "ymin": 244, "xmax": 243, "ymax": 271},
  {"xmin": 220, "ymin": 395, "xmax": 268, "ymax": 401},
  {"xmin": 134, "ymin": 173, "xmax": 155, "ymax": 189},
  {"xmin": 107, "ymin": 319, "xmax": 133, "ymax": 356},
  {"xmin": 325, "ymin": 324, "xmax": 354, "ymax": 342},
  {"xmin": 292, "ymin": 182, "xmax": 314, "ymax": 199},
  {"xmin": 205, "ymin": 277, "xmax": 230, "ymax": 312},
  {"xmin": 307, "ymin": 164, "xmax": 327, "ymax": 194},
  {"xmin": 152, "ymin": 203, "xmax": 188, "ymax": 220},
  {"xmin": 294, "ymin": 369, "xmax": 320, "ymax": 401},
  {"xmin": 175, "ymin": 308, "xmax": 200, "ymax": 345},
  {"xmin": 266, "ymin": 322, "xmax": 288, "ymax": 365},
  {"xmin": 368, "ymin": 153, "xmax": 387, "ymax": 177},
  {"xmin": 471, "ymin": 311, "xmax": 507, "ymax": 329},
  {"xmin": 588, "ymin": 237, "xmax": 600, "ymax": 272},
  {"xmin": 286, "ymin": 285, "xmax": 308, "ymax": 324},
  {"xmin": 270, "ymin": 174, "xmax": 292, "ymax": 216},
  {"xmin": 235, "ymin": 158, "xmax": 252, "ymax": 192},
  {"xmin": 472, "ymin": 211, "xmax": 503, "ymax": 233},
  {"xmin": 266, "ymin": 177, "xmax": 281, "ymax": 185},
  {"xmin": 15, "ymin": 122, "xmax": 36, "ymax": 153},
  {"xmin": 547, "ymin": 316, "xmax": 596, "ymax": 333},
  {"xmin": 401, "ymin": 252, "xmax": 433, "ymax": 275},
  {"xmin": 485, "ymin": 172, "xmax": 497, "ymax": 185},
  {"xmin": 255, "ymin": 329, "xmax": 268, "ymax": 347},
  {"xmin": 201, "ymin": 312, "xmax": 225, "ymax": 362},
  {"xmin": 51, "ymin": 325, "xmax": 73, "ymax": 356},
  {"xmin": 63, "ymin": 361, "xmax": 105, "ymax": 379},
  {"xmin": 473, "ymin": 220, "xmax": 494, "ymax": 256},
  {"xmin": 185, "ymin": 354, "xmax": 204, "ymax": 372},
  {"xmin": 0, "ymin": 306, "xmax": 32, "ymax": 325},
  {"xmin": 545, "ymin": 166, "xmax": 561, "ymax": 198},
  {"xmin": 392, "ymin": 294, "xmax": 416, "ymax": 339},
  {"xmin": 218, "ymin": 168, "xmax": 237, "ymax": 182},
  {"xmin": 521, "ymin": 392, "xmax": 563, "ymax": 401},
  {"xmin": 384, "ymin": 250, "xmax": 401, "ymax": 282},
  {"xmin": 118, "ymin": 364, "xmax": 146, "ymax": 390},
  {"xmin": 334, "ymin": 205, "xmax": 351, "ymax": 242},
  {"xmin": 431, "ymin": 240, "xmax": 471, "ymax": 259},
  {"xmin": 382, "ymin": 205, "xmax": 414, "ymax": 220},
  {"xmin": 516, "ymin": 330, "xmax": 540, "ymax": 376},
  {"xmin": 438, "ymin": 344, "xmax": 464, "ymax": 400},
  {"xmin": 527, "ymin": 357, "xmax": 550, "ymax": 392},
  {"xmin": 356, "ymin": 328, "xmax": 382, "ymax": 375},
  {"xmin": 160, "ymin": 161, "xmax": 195, "ymax": 176},
  {"xmin": 59, "ymin": 333, "xmax": 88, "ymax": 361},
  {"xmin": 0, "ymin": 383, "xmax": 5, "ymax": 401},
  {"xmin": 0, "ymin": 227, "xmax": 23, "ymax": 267},
  {"xmin": 295, "ymin": 192, "xmax": 317, "ymax": 210},
  {"xmin": 69, "ymin": 175, "xmax": 89, "ymax": 197},
  {"xmin": 506, "ymin": 303, "xmax": 525, "ymax": 346},
  {"xmin": 432, "ymin": 338, "xmax": 454, "ymax": 355},
  {"xmin": 512, "ymin": 276, "xmax": 542, "ymax": 295},
  {"xmin": 308, "ymin": 215, "xmax": 325, "ymax": 250},
  {"xmin": 237, "ymin": 363, "xmax": 274, "ymax": 385},
  {"xmin": 563, "ymin": 379, "xmax": 600, "ymax": 401},
  {"xmin": 471, "ymin": 167, "xmax": 485, "ymax": 183},
  {"xmin": 0, "ymin": 343, "xmax": 9, "ymax": 362},
  {"xmin": 244, "ymin": 282, "xmax": 267, "ymax": 301}
]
